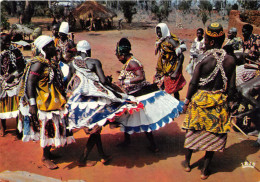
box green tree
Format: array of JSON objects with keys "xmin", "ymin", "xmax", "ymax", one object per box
[
  {"xmin": 1, "ymin": 4, "xmax": 10, "ymax": 30},
  {"xmin": 199, "ymin": 0, "xmax": 212, "ymax": 14},
  {"xmin": 178, "ymin": 0, "xmax": 192, "ymax": 14},
  {"xmin": 201, "ymin": 11, "xmax": 208, "ymax": 25},
  {"xmin": 151, "ymin": 0, "xmax": 171, "ymax": 22},
  {"xmin": 214, "ymin": 1, "xmax": 221, "ymax": 11},
  {"xmin": 239, "ymin": 0, "xmax": 260, "ymax": 10},
  {"xmin": 120, "ymin": 1, "xmax": 137, "ymax": 23}
]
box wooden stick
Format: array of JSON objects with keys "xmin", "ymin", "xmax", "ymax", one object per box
[
  {"xmin": 245, "ymin": 58, "xmax": 260, "ymax": 66},
  {"xmin": 230, "ymin": 116, "xmax": 249, "ymax": 138}
]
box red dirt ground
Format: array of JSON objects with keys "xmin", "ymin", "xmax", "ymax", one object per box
[{"xmin": 0, "ymin": 17, "xmax": 259, "ymax": 182}]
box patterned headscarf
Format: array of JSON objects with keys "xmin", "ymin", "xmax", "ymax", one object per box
[
  {"xmin": 205, "ymin": 22, "xmax": 225, "ymax": 38},
  {"xmin": 116, "ymin": 38, "xmax": 131, "ymax": 56}
]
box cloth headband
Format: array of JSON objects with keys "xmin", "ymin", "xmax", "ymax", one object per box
[{"xmin": 116, "ymin": 44, "xmax": 131, "ymax": 55}]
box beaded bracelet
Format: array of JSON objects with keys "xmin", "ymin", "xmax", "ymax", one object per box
[
  {"xmin": 30, "ymin": 71, "xmax": 40, "ymax": 76},
  {"xmin": 184, "ymin": 98, "xmax": 190, "ymax": 105},
  {"xmin": 29, "ymin": 98, "xmax": 36, "ymax": 106}
]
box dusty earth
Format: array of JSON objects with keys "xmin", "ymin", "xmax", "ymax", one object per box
[{"xmin": 0, "ymin": 16, "xmax": 259, "ymax": 182}]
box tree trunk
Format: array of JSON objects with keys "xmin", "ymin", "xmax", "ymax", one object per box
[
  {"xmin": 20, "ymin": 0, "xmax": 34, "ymax": 24},
  {"xmin": 10, "ymin": 2, "xmax": 16, "ymax": 17}
]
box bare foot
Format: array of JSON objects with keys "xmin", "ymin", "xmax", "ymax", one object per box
[
  {"xmin": 78, "ymin": 160, "xmax": 97, "ymax": 167},
  {"xmin": 42, "ymin": 159, "xmax": 58, "ymax": 170},
  {"xmin": 181, "ymin": 160, "xmax": 191, "ymax": 172},
  {"xmin": 100, "ymin": 155, "xmax": 112, "ymax": 165},
  {"xmin": 200, "ymin": 169, "xmax": 210, "ymax": 180},
  {"xmin": 0, "ymin": 128, "xmax": 5, "ymax": 137}
]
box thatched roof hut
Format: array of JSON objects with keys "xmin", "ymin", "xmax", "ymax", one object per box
[{"xmin": 72, "ymin": 0, "xmax": 117, "ymax": 20}]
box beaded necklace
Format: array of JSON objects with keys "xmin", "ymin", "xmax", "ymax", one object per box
[
  {"xmin": 0, "ymin": 45, "xmax": 17, "ymax": 76},
  {"xmin": 197, "ymin": 48, "xmax": 228, "ymax": 90}
]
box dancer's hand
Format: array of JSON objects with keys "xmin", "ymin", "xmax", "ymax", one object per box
[
  {"xmin": 182, "ymin": 104, "xmax": 188, "ymax": 114},
  {"xmin": 106, "ymin": 75, "xmax": 113, "ymax": 83},
  {"xmin": 29, "ymin": 105, "xmax": 38, "ymax": 116},
  {"xmin": 29, "ymin": 105, "xmax": 39, "ymax": 131}
]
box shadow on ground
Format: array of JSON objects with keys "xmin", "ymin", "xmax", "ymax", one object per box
[{"xmin": 53, "ymin": 122, "xmax": 187, "ymax": 169}]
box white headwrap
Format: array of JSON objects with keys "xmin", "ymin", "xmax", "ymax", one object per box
[
  {"xmin": 59, "ymin": 22, "xmax": 69, "ymax": 34},
  {"xmin": 34, "ymin": 35, "xmax": 53, "ymax": 58},
  {"xmin": 77, "ymin": 40, "xmax": 91, "ymax": 53},
  {"xmin": 156, "ymin": 23, "xmax": 171, "ymax": 39}
]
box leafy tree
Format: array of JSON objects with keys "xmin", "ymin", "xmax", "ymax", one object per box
[
  {"xmin": 1, "ymin": 4, "xmax": 10, "ymax": 30},
  {"xmin": 226, "ymin": 3, "xmax": 232, "ymax": 16},
  {"xmin": 178, "ymin": 0, "xmax": 192, "ymax": 14},
  {"xmin": 151, "ymin": 0, "xmax": 171, "ymax": 22},
  {"xmin": 242, "ymin": 1, "xmax": 260, "ymax": 10},
  {"xmin": 20, "ymin": 0, "xmax": 34, "ymax": 24},
  {"xmin": 33, "ymin": 1, "xmax": 49, "ymax": 17},
  {"xmin": 199, "ymin": 0, "xmax": 212, "ymax": 14},
  {"xmin": 120, "ymin": 1, "xmax": 137, "ymax": 23},
  {"xmin": 201, "ymin": 11, "xmax": 208, "ymax": 25},
  {"xmin": 214, "ymin": 1, "xmax": 221, "ymax": 11}
]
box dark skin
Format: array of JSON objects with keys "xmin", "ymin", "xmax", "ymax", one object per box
[
  {"xmin": 182, "ymin": 34, "xmax": 236, "ymax": 178},
  {"xmin": 197, "ymin": 29, "xmax": 204, "ymax": 42},
  {"xmin": 242, "ymin": 27, "xmax": 260, "ymax": 63},
  {"xmin": 52, "ymin": 25, "xmax": 60, "ymax": 38},
  {"xmin": 242, "ymin": 27, "xmax": 252, "ymax": 42},
  {"xmin": 0, "ymin": 35, "xmax": 24, "ymax": 83},
  {"xmin": 0, "ymin": 35, "xmax": 24, "ymax": 137},
  {"xmin": 68, "ymin": 51, "xmax": 122, "ymax": 99},
  {"xmin": 155, "ymin": 27, "xmax": 178, "ymax": 55},
  {"xmin": 115, "ymin": 50, "xmax": 159, "ymax": 153},
  {"xmin": 58, "ymin": 32, "xmax": 76, "ymax": 64},
  {"xmin": 171, "ymin": 53, "xmax": 184, "ymax": 79},
  {"xmin": 115, "ymin": 53, "xmax": 145, "ymax": 85},
  {"xmin": 227, "ymin": 30, "xmax": 236, "ymax": 40},
  {"xmin": 155, "ymin": 27, "xmax": 185, "ymax": 99},
  {"xmin": 183, "ymin": 35, "xmax": 236, "ymax": 110},
  {"xmin": 67, "ymin": 50, "xmax": 112, "ymax": 166},
  {"xmin": 27, "ymin": 41, "xmax": 59, "ymax": 169},
  {"xmin": 155, "ymin": 27, "xmax": 185, "ymax": 79}
]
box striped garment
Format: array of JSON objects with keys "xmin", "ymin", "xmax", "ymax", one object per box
[
  {"xmin": 236, "ymin": 64, "xmax": 259, "ymax": 86},
  {"xmin": 184, "ymin": 130, "xmax": 227, "ymax": 151}
]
